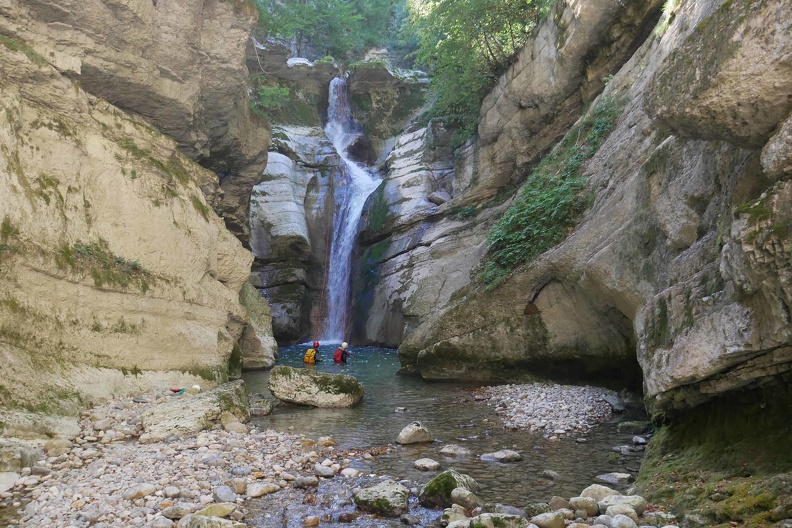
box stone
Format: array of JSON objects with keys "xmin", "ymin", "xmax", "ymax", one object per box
[
  {"xmin": 451, "ymin": 487, "xmax": 479, "ymax": 509},
  {"xmin": 247, "ymin": 482, "xmax": 280, "ymax": 497},
  {"xmin": 340, "ymin": 468, "xmax": 362, "ymax": 477},
  {"xmin": 195, "ymin": 503, "xmax": 237, "ymax": 518},
  {"xmin": 123, "ymin": 483, "xmax": 157, "ymax": 501},
  {"xmin": 596, "ymin": 473, "xmax": 634, "ymax": 485},
  {"xmin": 354, "ymin": 480, "xmax": 409, "ymax": 517},
  {"xmin": 606, "ymin": 504, "xmax": 638, "ymax": 522},
  {"xmin": 249, "ymin": 400, "xmax": 273, "ymax": 417},
  {"xmin": 524, "ymin": 503, "xmax": 551, "ymax": 517},
  {"xmin": 414, "ymin": 458, "xmax": 441, "ymax": 471},
  {"xmin": 238, "ymin": 282, "xmax": 278, "ymax": 370},
  {"xmin": 397, "ymin": 422, "xmax": 433, "ymax": 444},
  {"xmin": 0, "ymin": 441, "xmax": 40, "ymax": 472},
  {"xmin": 428, "ymin": 190, "xmax": 452, "ymax": 205},
  {"xmin": 400, "ymin": 513, "xmax": 421, "ymax": 525},
  {"xmin": 162, "ymin": 503, "xmax": 195, "ymax": 519},
  {"xmin": 317, "ymin": 436, "xmax": 336, "ymax": 446},
  {"xmin": 152, "ymin": 518, "xmax": 175, "ymax": 528},
  {"xmin": 420, "ymin": 469, "xmax": 480, "ymax": 507},
  {"xmin": 141, "ymin": 381, "xmax": 250, "ymax": 443},
  {"xmin": 480, "ymin": 450, "xmax": 522, "ymax": 463},
  {"xmin": 610, "ymin": 514, "xmax": 638, "ymax": 528},
  {"xmin": 268, "ymin": 366, "xmax": 364, "ymax": 408},
  {"xmin": 569, "ymin": 496, "xmax": 598, "ymax": 517},
  {"xmin": 303, "ymin": 516, "xmax": 320, "ymax": 527},
  {"xmin": 212, "ymin": 486, "xmax": 236, "ymax": 503},
  {"xmin": 616, "ymin": 422, "xmax": 652, "ymax": 435},
  {"xmin": 43, "ymin": 439, "xmax": 72, "ymax": 457},
  {"xmin": 314, "ymin": 463, "xmax": 336, "ymax": 478},
  {"xmin": 164, "ymin": 486, "xmax": 181, "ymax": 498},
  {"xmin": 178, "ymin": 515, "xmax": 247, "ymax": 528},
  {"xmin": 469, "ymin": 513, "xmax": 530, "ymax": 527},
  {"xmin": 530, "ymin": 512, "xmax": 565, "ymax": 528},
  {"xmin": 593, "ymin": 515, "xmax": 613, "ymax": 526},
  {"xmin": 541, "ymin": 470, "xmax": 559, "ymax": 480},
  {"xmin": 226, "ymin": 479, "xmax": 247, "ymax": 495},
  {"xmin": 293, "ymin": 476, "xmax": 320, "ymax": 488},
  {"xmin": 597, "ymin": 496, "xmax": 647, "ymax": 516},
  {"xmin": 580, "ymin": 484, "xmax": 620, "ymax": 502},
  {"xmin": 440, "ymin": 444, "xmax": 473, "ymax": 457},
  {"xmin": 549, "ymin": 497, "xmax": 570, "ymax": 511}
]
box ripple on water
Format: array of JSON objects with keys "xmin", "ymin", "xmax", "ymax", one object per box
[{"xmin": 244, "ymin": 346, "xmax": 647, "ymax": 515}]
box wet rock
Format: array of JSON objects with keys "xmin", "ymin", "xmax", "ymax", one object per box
[
  {"xmin": 400, "ymin": 513, "xmax": 421, "ymax": 525},
  {"xmin": 317, "ymin": 436, "xmax": 336, "ymax": 446},
  {"xmin": 354, "ymin": 479, "xmax": 409, "ymax": 517},
  {"xmin": 249, "ymin": 400, "xmax": 273, "ymax": 417},
  {"xmin": 397, "ymin": 421, "xmax": 433, "ymax": 444},
  {"xmin": 469, "ymin": 513, "xmax": 531, "ymax": 527},
  {"xmin": 415, "ymin": 458, "xmax": 441, "ymax": 470},
  {"xmin": 596, "ymin": 472, "xmax": 634, "ymax": 485},
  {"xmin": 440, "ymin": 444, "xmax": 473, "ymax": 457},
  {"xmin": 616, "ymin": 421, "xmax": 652, "ymax": 434},
  {"xmin": 632, "ymin": 436, "xmax": 647, "ymax": 445},
  {"xmin": 303, "ymin": 516, "xmax": 320, "ymax": 526},
  {"xmin": 485, "ymin": 504, "xmax": 528, "ymax": 517},
  {"xmin": 293, "ymin": 476, "xmax": 320, "ymax": 488},
  {"xmin": 480, "ymin": 450, "xmax": 522, "ymax": 463},
  {"xmin": 420, "ymin": 468, "xmax": 480, "ymax": 507}
]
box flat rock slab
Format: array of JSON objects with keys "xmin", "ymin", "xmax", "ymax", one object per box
[
  {"xmin": 596, "ymin": 472, "xmax": 634, "ymax": 485},
  {"xmin": 480, "ymin": 449, "xmax": 522, "ymax": 462},
  {"xmin": 440, "ymin": 444, "xmax": 472, "ymax": 457},
  {"xmin": 268, "ymin": 366, "xmax": 364, "ymax": 408}
]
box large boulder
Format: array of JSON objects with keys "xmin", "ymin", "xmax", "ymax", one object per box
[
  {"xmin": 140, "ymin": 381, "xmax": 249, "ymax": 443},
  {"xmin": 419, "ymin": 469, "xmax": 480, "ymax": 508},
  {"xmin": 267, "ymin": 366, "xmax": 364, "ymax": 408},
  {"xmin": 353, "ymin": 480, "xmax": 409, "ymax": 517},
  {"xmin": 469, "ymin": 514, "xmax": 531, "ymax": 528}
]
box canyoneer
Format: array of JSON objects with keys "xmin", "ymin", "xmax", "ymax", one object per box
[
  {"xmin": 333, "ymin": 342, "xmax": 350, "ymax": 364},
  {"xmin": 304, "ymin": 341, "xmax": 321, "ymax": 364}
]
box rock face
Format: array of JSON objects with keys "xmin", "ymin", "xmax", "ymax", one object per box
[
  {"xmin": 238, "ymin": 283, "xmax": 278, "ymax": 371},
  {"xmin": 140, "ymin": 381, "xmax": 249, "ymax": 443},
  {"xmin": 399, "ymin": 0, "xmax": 792, "ymax": 414},
  {"xmin": 0, "ymin": 0, "xmax": 270, "ymax": 244},
  {"xmin": 350, "ymin": 0, "xmax": 665, "ymax": 347},
  {"xmin": 267, "ymin": 366, "xmax": 364, "ymax": 407},
  {"xmin": 0, "ymin": 41, "xmax": 257, "ymax": 426}
]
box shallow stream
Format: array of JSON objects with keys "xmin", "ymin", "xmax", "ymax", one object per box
[{"xmin": 243, "ymin": 345, "xmax": 647, "ymax": 526}]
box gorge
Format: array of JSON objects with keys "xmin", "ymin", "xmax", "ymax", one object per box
[{"xmin": 1, "ymin": 0, "xmax": 791, "ymax": 526}]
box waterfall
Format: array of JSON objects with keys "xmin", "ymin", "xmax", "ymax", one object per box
[{"xmin": 322, "ymin": 77, "xmax": 381, "ymax": 342}]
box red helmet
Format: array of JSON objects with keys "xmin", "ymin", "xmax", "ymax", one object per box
[{"xmin": 313, "ymin": 341, "xmax": 319, "ymax": 347}]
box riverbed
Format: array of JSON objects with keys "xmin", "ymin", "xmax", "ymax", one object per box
[{"xmin": 244, "ymin": 346, "xmax": 647, "ymax": 516}]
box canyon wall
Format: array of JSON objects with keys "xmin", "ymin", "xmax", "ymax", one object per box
[
  {"xmin": 398, "ymin": 0, "xmax": 792, "ymax": 417},
  {"xmin": 0, "ymin": 0, "xmax": 269, "ymax": 244},
  {"xmin": 0, "ymin": 0, "xmax": 277, "ymax": 437},
  {"xmin": 353, "ymin": 0, "xmax": 664, "ymax": 347}
]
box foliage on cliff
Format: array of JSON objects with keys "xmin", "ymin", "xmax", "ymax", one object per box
[
  {"xmin": 478, "ymin": 96, "xmax": 624, "ymax": 289},
  {"xmin": 407, "ymin": 0, "xmax": 550, "ymax": 146},
  {"xmin": 254, "ymin": 0, "xmax": 412, "ymax": 59}
]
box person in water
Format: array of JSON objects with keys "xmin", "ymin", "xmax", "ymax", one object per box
[
  {"xmin": 333, "ymin": 342, "xmax": 350, "ymax": 363},
  {"xmin": 304, "ymin": 341, "xmax": 321, "ymax": 364}
]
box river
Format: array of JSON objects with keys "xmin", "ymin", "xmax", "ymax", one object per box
[{"xmin": 242, "ymin": 345, "xmax": 647, "ymax": 526}]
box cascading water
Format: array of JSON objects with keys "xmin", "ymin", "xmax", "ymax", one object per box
[{"xmin": 322, "ymin": 77, "xmax": 381, "ymax": 341}]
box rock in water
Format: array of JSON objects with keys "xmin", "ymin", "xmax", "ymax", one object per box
[
  {"xmin": 354, "ymin": 480, "xmax": 409, "ymax": 517},
  {"xmin": 480, "ymin": 449, "xmax": 522, "ymax": 462},
  {"xmin": 419, "ymin": 468, "xmax": 480, "ymax": 507},
  {"xmin": 397, "ymin": 421, "xmax": 433, "ymax": 444},
  {"xmin": 267, "ymin": 366, "xmax": 364, "ymax": 408},
  {"xmin": 414, "ymin": 458, "xmax": 441, "ymax": 471}
]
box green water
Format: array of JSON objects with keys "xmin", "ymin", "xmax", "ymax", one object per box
[{"xmin": 244, "ymin": 346, "xmax": 646, "ymax": 510}]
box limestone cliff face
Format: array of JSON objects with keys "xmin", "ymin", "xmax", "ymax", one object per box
[
  {"xmin": 0, "ymin": 0, "xmax": 270, "ymax": 244},
  {"xmin": 0, "ymin": 39, "xmax": 262, "ymax": 436},
  {"xmin": 354, "ymin": 0, "xmax": 663, "ymax": 347},
  {"xmin": 399, "ymin": 0, "xmax": 792, "ymax": 414}
]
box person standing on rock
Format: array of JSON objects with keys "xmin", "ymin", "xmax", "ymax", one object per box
[
  {"xmin": 304, "ymin": 341, "xmax": 321, "ymax": 364},
  {"xmin": 333, "ymin": 342, "xmax": 350, "ymax": 363}
]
